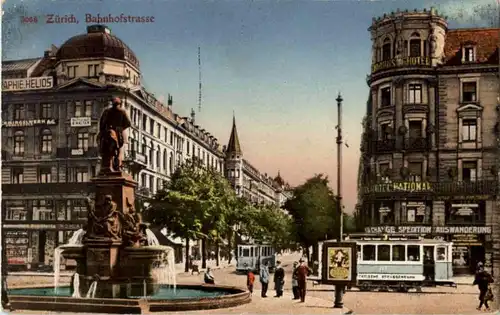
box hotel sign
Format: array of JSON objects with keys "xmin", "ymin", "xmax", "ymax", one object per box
[
  {"xmin": 366, "ymin": 181, "xmax": 432, "ymax": 194},
  {"xmin": 2, "ymin": 76, "xmax": 54, "ymax": 91},
  {"xmin": 2, "ymin": 119, "xmax": 57, "ymax": 128},
  {"xmin": 371, "ymin": 56, "xmax": 431, "ymax": 73},
  {"xmin": 365, "ymin": 225, "xmax": 492, "ymax": 235},
  {"xmin": 70, "ymin": 117, "xmax": 92, "ymax": 127}
]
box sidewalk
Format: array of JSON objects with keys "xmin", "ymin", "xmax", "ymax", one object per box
[{"xmin": 453, "ymin": 275, "xmax": 474, "ymax": 285}]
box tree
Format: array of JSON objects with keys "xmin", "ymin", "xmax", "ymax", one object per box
[{"xmin": 284, "ymin": 174, "xmax": 339, "ymax": 262}]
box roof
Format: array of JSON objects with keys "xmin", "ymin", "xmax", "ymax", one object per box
[
  {"xmin": 226, "ymin": 115, "xmax": 242, "ymax": 155},
  {"xmin": 56, "ymin": 25, "xmax": 139, "ymax": 69},
  {"xmin": 2, "ymin": 58, "xmax": 41, "ymax": 72},
  {"xmin": 443, "ymin": 28, "xmax": 499, "ymax": 66}
]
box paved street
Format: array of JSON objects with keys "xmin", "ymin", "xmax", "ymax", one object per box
[{"xmin": 5, "ymin": 253, "xmax": 495, "ymax": 314}]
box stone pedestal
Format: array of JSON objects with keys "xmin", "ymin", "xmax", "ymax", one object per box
[{"xmin": 92, "ymin": 171, "xmax": 137, "ymax": 215}]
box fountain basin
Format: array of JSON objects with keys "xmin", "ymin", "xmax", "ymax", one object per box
[{"xmin": 9, "ymin": 284, "xmax": 251, "ymax": 313}]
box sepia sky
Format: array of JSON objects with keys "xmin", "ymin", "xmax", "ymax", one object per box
[{"xmin": 2, "ymin": 0, "xmax": 496, "ymax": 212}]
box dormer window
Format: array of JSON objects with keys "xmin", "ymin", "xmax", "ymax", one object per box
[
  {"xmin": 463, "ymin": 45, "xmax": 476, "ymax": 63},
  {"xmin": 409, "ymin": 32, "xmax": 421, "ymax": 57},
  {"xmin": 382, "ymin": 38, "xmax": 392, "ymax": 61}
]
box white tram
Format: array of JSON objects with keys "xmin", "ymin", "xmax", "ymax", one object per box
[
  {"xmin": 318, "ymin": 236, "xmax": 456, "ymax": 292},
  {"xmin": 236, "ymin": 244, "xmax": 276, "ymax": 273}
]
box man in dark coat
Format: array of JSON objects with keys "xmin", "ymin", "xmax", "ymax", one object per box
[
  {"xmin": 273, "ymin": 260, "xmax": 285, "ymax": 297},
  {"xmin": 473, "ymin": 266, "xmax": 494, "ymax": 311},
  {"xmin": 296, "ymin": 258, "xmax": 312, "ymax": 302}
]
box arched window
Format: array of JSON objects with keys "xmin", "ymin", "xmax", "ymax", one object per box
[
  {"xmin": 382, "ymin": 37, "xmax": 392, "ymax": 61},
  {"xmin": 142, "ymin": 137, "xmax": 147, "ymax": 155},
  {"xmin": 40, "ymin": 129, "xmax": 52, "ymax": 154},
  {"xmin": 13, "ymin": 130, "xmax": 25, "ymax": 155},
  {"xmin": 156, "ymin": 145, "xmax": 161, "ymax": 168},
  {"xmin": 149, "ymin": 141, "xmax": 154, "ymax": 167},
  {"xmin": 409, "ymin": 32, "xmax": 421, "ymax": 57},
  {"xmin": 163, "ymin": 149, "xmax": 167, "ymax": 170},
  {"xmin": 169, "ymin": 152, "xmax": 174, "ymax": 174}
]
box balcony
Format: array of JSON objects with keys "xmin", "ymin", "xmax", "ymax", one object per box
[
  {"xmin": 124, "ymin": 150, "xmax": 148, "ymax": 174},
  {"xmin": 371, "ymin": 56, "xmax": 431, "ymax": 73},
  {"xmin": 375, "ymin": 139, "xmax": 396, "ymax": 153},
  {"xmin": 404, "ymin": 137, "xmax": 429, "ymax": 151},
  {"xmin": 56, "ymin": 147, "xmax": 99, "ymax": 158},
  {"xmin": 436, "ymin": 180, "xmax": 497, "ymax": 197},
  {"xmin": 2, "ymin": 183, "xmax": 93, "ymax": 195},
  {"xmin": 136, "ymin": 186, "xmax": 153, "ymax": 198},
  {"xmin": 2, "ymin": 150, "xmax": 11, "ymax": 161}
]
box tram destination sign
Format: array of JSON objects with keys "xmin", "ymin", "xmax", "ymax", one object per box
[{"xmin": 365, "ymin": 225, "xmax": 492, "ymax": 235}]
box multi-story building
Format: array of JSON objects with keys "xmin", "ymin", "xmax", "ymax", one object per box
[
  {"xmin": 358, "ymin": 8, "xmax": 499, "ymax": 275},
  {"xmin": 1, "ymin": 25, "xmax": 225, "ymax": 270},
  {"xmin": 1, "ymin": 24, "xmax": 291, "ymax": 270},
  {"xmin": 224, "ymin": 115, "xmax": 292, "ymax": 208}
]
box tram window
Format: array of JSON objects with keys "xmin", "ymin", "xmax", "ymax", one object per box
[
  {"xmin": 377, "ymin": 245, "xmax": 390, "ymax": 261},
  {"xmin": 242, "ymin": 248, "xmax": 250, "ymax": 257},
  {"xmin": 363, "ymin": 245, "xmax": 376, "ymax": 261},
  {"xmin": 407, "ymin": 245, "xmax": 420, "ymax": 261},
  {"xmin": 250, "ymin": 247, "xmax": 254, "ymax": 257},
  {"xmin": 392, "ymin": 245, "xmax": 406, "ymax": 261},
  {"xmin": 437, "ymin": 247, "xmax": 447, "ymax": 261}
]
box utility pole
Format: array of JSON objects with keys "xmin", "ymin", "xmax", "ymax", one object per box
[{"xmin": 334, "ymin": 92, "xmax": 345, "ymax": 309}]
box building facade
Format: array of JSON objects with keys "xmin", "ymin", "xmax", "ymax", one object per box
[
  {"xmin": 1, "ymin": 24, "xmax": 289, "ymax": 270},
  {"xmin": 358, "ymin": 8, "xmax": 499, "ymax": 275}
]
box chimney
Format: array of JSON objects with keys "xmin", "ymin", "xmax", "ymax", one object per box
[
  {"xmin": 167, "ymin": 94, "xmax": 173, "ymax": 111},
  {"xmin": 190, "ymin": 108, "xmax": 196, "ymax": 124}
]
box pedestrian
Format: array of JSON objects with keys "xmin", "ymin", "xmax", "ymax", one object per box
[
  {"xmin": 247, "ymin": 270, "xmax": 255, "ymax": 295},
  {"xmin": 296, "ymin": 258, "xmax": 312, "ymax": 303},
  {"xmin": 291, "ymin": 261, "xmax": 299, "ymax": 300},
  {"xmin": 273, "ymin": 260, "xmax": 285, "ymax": 297},
  {"xmin": 1, "ymin": 245, "xmax": 11, "ymax": 311},
  {"xmin": 204, "ymin": 267, "xmax": 215, "ymax": 284},
  {"xmin": 259, "ymin": 261, "xmax": 270, "ymax": 298},
  {"xmin": 473, "ymin": 264, "xmax": 494, "ymax": 311}
]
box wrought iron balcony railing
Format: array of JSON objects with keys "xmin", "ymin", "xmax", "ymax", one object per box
[
  {"xmin": 56, "ymin": 147, "xmax": 99, "ymax": 158},
  {"xmin": 375, "ymin": 139, "xmax": 396, "ymax": 153},
  {"xmin": 404, "ymin": 137, "xmax": 429, "ymax": 151}
]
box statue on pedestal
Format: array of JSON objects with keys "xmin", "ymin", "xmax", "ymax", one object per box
[
  {"xmin": 97, "ymin": 97, "xmax": 132, "ymax": 173},
  {"xmin": 120, "ymin": 198, "xmax": 147, "ymax": 247},
  {"xmin": 85, "ymin": 195, "xmax": 122, "ymax": 241},
  {"xmin": 428, "ymin": 28, "xmax": 437, "ymax": 57}
]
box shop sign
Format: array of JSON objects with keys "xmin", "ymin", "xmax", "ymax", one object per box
[
  {"xmin": 321, "ymin": 241, "xmax": 357, "ymax": 286},
  {"xmin": 71, "ymin": 149, "xmax": 84, "ymax": 156},
  {"xmin": 2, "ymin": 119, "xmax": 57, "ymax": 128},
  {"xmin": 70, "ymin": 117, "xmax": 92, "ymax": 127},
  {"xmin": 2, "ymin": 223, "xmax": 81, "ymax": 230},
  {"xmin": 357, "ymin": 273, "xmax": 425, "ymax": 281},
  {"xmin": 365, "ymin": 225, "xmax": 492, "ymax": 235},
  {"xmin": 367, "ymin": 181, "xmax": 432, "ymax": 193},
  {"xmin": 452, "ymin": 234, "xmax": 481, "ymax": 245},
  {"xmin": 371, "ymin": 56, "xmax": 431, "ymax": 73},
  {"xmin": 2, "ymin": 76, "xmax": 54, "ymax": 91}
]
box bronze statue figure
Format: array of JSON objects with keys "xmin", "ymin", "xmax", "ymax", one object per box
[
  {"xmin": 85, "ymin": 195, "xmax": 122, "ymax": 241},
  {"xmin": 120, "ymin": 198, "xmax": 147, "ymax": 247},
  {"xmin": 97, "ymin": 97, "xmax": 132, "ymax": 173}
]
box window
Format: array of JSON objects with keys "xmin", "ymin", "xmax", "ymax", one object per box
[
  {"xmin": 149, "ymin": 143, "xmax": 154, "ymax": 167},
  {"xmin": 462, "ymin": 82, "xmax": 477, "ymax": 102},
  {"xmin": 33, "ymin": 200, "xmax": 55, "ymax": 220},
  {"xmin": 164, "ymin": 127, "xmax": 168, "ymax": 143},
  {"xmin": 437, "ymin": 247, "xmax": 447, "ymax": 261},
  {"xmin": 149, "ymin": 119, "xmax": 155, "ymax": 135},
  {"xmin": 13, "ymin": 104, "xmax": 25, "ymax": 120},
  {"xmin": 76, "ymin": 169, "xmax": 89, "ymax": 182},
  {"xmin": 408, "ymin": 84, "xmax": 422, "ymax": 104},
  {"xmin": 157, "ymin": 178, "xmax": 162, "ymax": 191},
  {"xmin": 169, "ymin": 152, "xmax": 174, "ymax": 174},
  {"xmin": 380, "ymin": 123, "xmax": 391, "ymax": 140},
  {"xmin": 5, "ymin": 201, "xmax": 27, "ymax": 221},
  {"xmin": 74, "ymin": 101, "xmax": 83, "ymax": 117},
  {"xmin": 13, "ymin": 130, "xmax": 25, "ymax": 155},
  {"xmin": 462, "ymin": 161, "xmax": 477, "ymax": 181},
  {"xmin": 157, "ymin": 125, "xmax": 161, "ymax": 138},
  {"xmin": 377, "ymin": 245, "xmax": 390, "ymax": 261},
  {"xmin": 38, "ymin": 168, "xmax": 51, "ymax": 183},
  {"xmin": 163, "ymin": 149, "xmax": 167, "ymax": 169},
  {"xmin": 446, "ymin": 202, "xmax": 484, "ymax": 225},
  {"xmin": 379, "ymin": 163, "xmax": 390, "ymax": 181},
  {"xmin": 392, "ymin": 245, "xmax": 406, "ymax": 261},
  {"xmin": 464, "ymin": 47, "xmax": 475, "ymax": 62},
  {"xmin": 362, "ymin": 245, "xmax": 376, "ymax": 261},
  {"xmin": 41, "ymin": 103, "xmax": 52, "ymax": 119},
  {"xmin": 170, "ymin": 132, "xmax": 174, "ymax": 145},
  {"xmin": 382, "ymin": 38, "xmax": 391, "ymax": 61},
  {"xmin": 409, "ymin": 39, "xmax": 421, "ymax": 57},
  {"xmin": 77, "ymin": 132, "xmax": 89, "ymax": 150},
  {"xmin": 71, "ymin": 200, "xmax": 87, "ymax": 220},
  {"xmin": 67, "ymin": 65, "xmax": 78, "ymax": 78},
  {"xmin": 12, "ymin": 168, "xmax": 24, "ymax": 184},
  {"xmin": 380, "ymin": 87, "xmax": 391, "ymax": 107},
  {"xmin": 462, "ymin": 119, "xmax": 477, "ymax": 141},
  {"xmin": 142, "ymin": 115, "xmax": 147, "ymax": 130},
  {"xmin": 149, "ymin": 176, "xmax": 154, "ymax": 192},
  {"xmin": 84, "ymin": 101, "xmax": 92, "ymax": 117},
  {"xmin": 408, "ymin": 120, "xmax": 423, "ymax": 138},
  {"xmin": 407, "ymin": 245, "xmax": 420, "ymax": 261},
  {"xmin": 88, "ymin": 64, "xmax": 99, "ymax": 77},
  {"xmin": 156, "ymin": 145, "xmax": 161, "ymax": 168},
  {"xmin": 40, "ymin": 129, "xmax": 52, "ymax": 153},
  {"xmin": 242, "ymin": 248, "xmax": 250, "ymax": 257},
  {"xmin": 408, "ymin": 162, "xmax": 422, "ymax": 181}
]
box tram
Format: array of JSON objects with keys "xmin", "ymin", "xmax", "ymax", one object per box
[
  {"xmin": 236, "ymin": 244, "xmax": 276, "ymax": 273},
  {"xmin": 317, "ymin": 235, "xmax": 456, "ymax": 292}
]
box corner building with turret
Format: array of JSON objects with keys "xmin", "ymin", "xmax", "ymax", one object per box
[{"xmin": 358, "ymin": 8, "xmax": 499, "ymax": 275}]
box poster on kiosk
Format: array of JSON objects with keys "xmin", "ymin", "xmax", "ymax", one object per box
[{"xmin": 321, "ymin": 241, "xmax": 357, "ymax": 286}]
